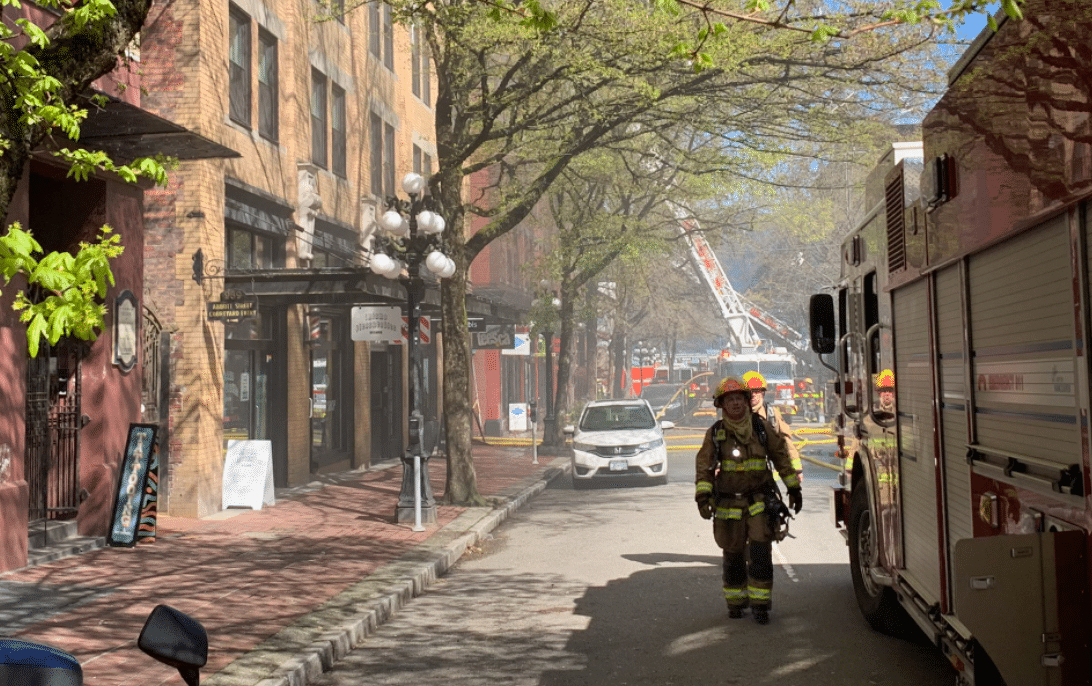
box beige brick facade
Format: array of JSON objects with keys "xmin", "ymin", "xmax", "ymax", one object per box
[{"xmin": 142, "ymin": 0, "xmax": 436, "ymax": 517}]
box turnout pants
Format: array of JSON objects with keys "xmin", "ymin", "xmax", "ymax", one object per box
[{"xmin": 713, "ymin": 495, "xmax": 773, "ymax": 609}]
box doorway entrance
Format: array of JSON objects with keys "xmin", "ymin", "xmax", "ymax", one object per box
[
  {"xmin": 307, "ymin": 309, "xmax": 352, "ymax": 473},
  {"xmin": 370, "ymin": 346, "xmax": 403, "ymax": 462},
  {"xmin": 24, "ymin": 339, "xmax": 85, "ymax": 526}
]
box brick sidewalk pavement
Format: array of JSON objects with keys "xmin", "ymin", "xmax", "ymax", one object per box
[{"xmin": 0, "ymin": 443, "xmax": 568, "ymax": 686}]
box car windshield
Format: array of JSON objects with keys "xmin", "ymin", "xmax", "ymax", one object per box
[
  {"xmin": 579, "ymin": 405, "xmax": 656, "ymax": 431},
  {"xmin": 639, "ymin": 386, "xmax": 677, "ymax": 402}
]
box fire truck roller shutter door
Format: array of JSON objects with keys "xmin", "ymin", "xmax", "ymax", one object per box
[{"xmin": 893, "ymin": 278, "xmax": 942, "ymax": 605}]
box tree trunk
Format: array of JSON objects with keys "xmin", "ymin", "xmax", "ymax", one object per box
[
  {"xmin": 542, "ymin": 291, "xmax": 576, "ymax": 446},
  {"xmin": 611, "ymin": 325, "xmax": 628, "ymax": 399},
  {"xmin": 437, "ymin": 184, "xmax": 487, "ymax": 507}
]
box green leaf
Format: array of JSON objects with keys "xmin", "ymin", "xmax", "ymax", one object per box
[
  {"xmin": 15, "ymin": 18, "xmax": 49, "ymax": 47},
  {"xmin": 25, "ymin": 314, "xmax": 46, "ymax": 357},
  {"xmin": 1001, "ymin": 0, "xmax": 1023, "ymax": 20}
]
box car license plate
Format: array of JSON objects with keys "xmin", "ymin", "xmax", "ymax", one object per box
[{"xmin": 609, "ymin": 459, "xmax": 628, "ymax": 471}]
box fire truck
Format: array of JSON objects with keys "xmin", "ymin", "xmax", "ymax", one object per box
[
  {"xmin": 673, "ymin": 206, "xmax": 808, "ymax": 418},
  {"xmin": 809, "ymin": 4, "xmax": 1092, "ymax": 684},
  {"xmin": 715, "ymin": 349, "xmax": 798, "ymax": 419}
]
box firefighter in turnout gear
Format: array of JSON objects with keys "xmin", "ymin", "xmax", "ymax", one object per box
[
  {"xmin": 695, "ymin": 377, "xmax": 802, "ymax": 624},
  {"xmin": 743, "ymin": 370, "xmax": 804, "ymax": 481}
]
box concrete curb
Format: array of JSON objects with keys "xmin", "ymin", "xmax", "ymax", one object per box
[{"xmin": 206, "ymin": 457, "xmax": 571, "ymax": 686}]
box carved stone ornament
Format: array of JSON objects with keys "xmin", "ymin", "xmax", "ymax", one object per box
[{"xmin": 296, "ymin": 163, "xmax": 323, "ymax": 262}]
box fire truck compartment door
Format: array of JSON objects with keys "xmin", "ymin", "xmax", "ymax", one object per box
[{"xmin": 953, "ymin": 531, "xmax": 1089, "ymax": 686}]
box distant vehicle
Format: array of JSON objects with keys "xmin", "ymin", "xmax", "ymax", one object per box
[
  {"xmin": 565, "ymin": 399, "xmax": 674, "ymax": 488},
  {"xmin": 638, "ymin": 383, "xmax": 688, "ymax": 421},
  {"xmin": 717, "ymin": 350, "xmax": 798, "ymax": 420}
]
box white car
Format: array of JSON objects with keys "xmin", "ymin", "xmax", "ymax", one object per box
[{"xmin": 565, "ymin": 399, "xmax": 674, "ymax": 488}]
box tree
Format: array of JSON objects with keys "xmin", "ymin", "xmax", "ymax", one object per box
[
  {"xmin": 0, "ymin": 0, "xmax": 167, "ymax": 355},
  {"xmin": 529, "ymin": 149, "xmax": 676, "ymax": 445},
  {"xmin": 375, "ymin": 0, "xmax": 1016, "ymax": 506}
]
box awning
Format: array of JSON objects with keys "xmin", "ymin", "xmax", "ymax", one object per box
[
  {"xmin": 76, "ymin": 96, "xmax": 240, "ymax": 161},
  {"xmin": 221, "ymin": 267, "xmax": 524, "ymax": 323}
]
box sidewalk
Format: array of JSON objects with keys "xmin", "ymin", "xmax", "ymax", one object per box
[{"xmin": 0, "ymin": 443, "xmax": 570, "ymax": 686}]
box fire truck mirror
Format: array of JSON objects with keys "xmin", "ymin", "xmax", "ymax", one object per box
[{"xmin": 809, "ymin": 294, "xmax": 836, "ymax": 354}]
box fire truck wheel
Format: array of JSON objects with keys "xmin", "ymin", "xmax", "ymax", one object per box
[{"xmin": 847, "ymin": 484, "xmax": 915, "ymax": 638}]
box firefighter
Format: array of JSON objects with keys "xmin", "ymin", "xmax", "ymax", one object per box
[
  {"xmin": 743, "ymin": 370, "xmax": 804, "ymax": 481},
  {"xmin": 695, "ymin": 377, "xmax": 802, "ymax": 624}
]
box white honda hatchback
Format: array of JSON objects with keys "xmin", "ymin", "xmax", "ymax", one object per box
[{"xmin": 565, "ymin": 399, "xmax": 674, "ymax": 488}]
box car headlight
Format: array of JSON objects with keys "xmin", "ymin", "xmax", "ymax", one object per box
[
  {"xmin": 572, "ymin": 441, "xmax": 597, "ymax": 453},
  {"xmin": 636, "ymin": 437, "xmax": 664, "ymax": 451}
]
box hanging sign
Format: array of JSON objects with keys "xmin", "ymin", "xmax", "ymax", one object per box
[
  {"xmin": 500, "ymin": 327, "xmax": 530, "ymax": 355},
  {"xmin": 351, "ymin": 306, "xmax": 401, "ymax": 342},
  {"xmin": 474, "ymin": 325, "xmax": 516, "ymax": 350}
]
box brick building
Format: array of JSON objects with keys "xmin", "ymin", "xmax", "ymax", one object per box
[
  {"xmin": 0, "ymin": 3, "xmax": 236, "ymax": 571},
  {"xmin": 138, "ymin": 0, "xmax": 522, "ymax": 519}
]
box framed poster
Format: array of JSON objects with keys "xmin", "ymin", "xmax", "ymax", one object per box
[
  {"xmin": 108, "ymin": 423, "xmax": 158, "ymax": 547},
  {"xmin": 114, "ymin": 290, "xmax": 138, "ymax": 371}
]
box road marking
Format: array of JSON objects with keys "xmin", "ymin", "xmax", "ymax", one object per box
[{"xmin": 773, "ymin": 544, "xmax": 798, "ymax": 582}]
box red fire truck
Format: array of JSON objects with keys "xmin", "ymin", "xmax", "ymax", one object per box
[{"xmin": 809, "ymin": 4, "xmax": 1092, "ymax": 684}]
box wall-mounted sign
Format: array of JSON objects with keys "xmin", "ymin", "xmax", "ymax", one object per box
[
  {"xmin": 472, "ymin": 324, "xmax": 515, "ymax": 350},
  {"xmin": 114, "ymin": 290, "xmax": 138, "ymax": 371},
  {"xmin": 351, "ymin": 306, "xmax": 402, "ymax": 342},
  {"xmin": 207, "ymin": 299, "xmax": 258, "ymax": 322}
]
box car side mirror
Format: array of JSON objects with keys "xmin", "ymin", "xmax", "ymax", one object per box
[
  {"xmin": 563, "ymin": 425, "xmax": 575, "ymax": 436},
  {"xmin": 138, "ymin": 605, "xmax": 208, "ymax": 686},
  {"xmin": 660, "ymin": 420, "xmax": 675, "ymax": 430}
]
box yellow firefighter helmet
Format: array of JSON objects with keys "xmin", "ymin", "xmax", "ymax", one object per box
[
  {"xmin": 742, "ymin": 370, "xmax": 767, "ymax": 391},
  {"xmin": 713, "ymin": 376, "xmax": 748, "ymax": 400}
]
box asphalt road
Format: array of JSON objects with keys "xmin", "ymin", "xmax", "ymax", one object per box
[{"xmin": 311, "ymin": 419, "xmax": 958, "ymax": 686}]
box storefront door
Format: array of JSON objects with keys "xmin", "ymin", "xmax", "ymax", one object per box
[
  {"xmin": 370, "ymin": 346, "xmax": 403, "ymax": 462},
  {"xmin": 308, "ymin": 310, "xmax": 352, "ymax": 473}
]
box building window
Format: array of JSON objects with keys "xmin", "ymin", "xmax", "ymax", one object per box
[
  {"xmin": 227, "ymin": 226, "xmax": 284, "ymax": 270},
  {"xmin": 370, "ymin": 112, "xmax": 396, "ymax": 198},
  {"xmin": 384, "ymin": 120, "xmax": 395, "ymax": 194},
  {"xmin": 311, "ymin": 69, "xmax": 328, "ymax": 168},
  {"xmin": 411, "ymin": 25, "xmax": 430, "ymax": 105},
  {"xmin": 229, "ymin": 5, "xmax": 251, "ymax": 127},
  {"xmin": 412, "ymin": 144, "xmax": 432, "ymax": 179},
  {"xmin": 332, "ymin": 85, "xmax": 346, "ymax": 178},
  {"xmin": 258, "ymin": 28, "xmax": 278, "ymax": 142},
  {"xmin": 369, "ymin": 2, "xmax": 394, "ymax": 71}
]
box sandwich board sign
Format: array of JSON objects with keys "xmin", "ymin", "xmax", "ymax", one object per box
[{"xmin": 223, "ymin": 440, "xmax": 275, "ymax": 510}]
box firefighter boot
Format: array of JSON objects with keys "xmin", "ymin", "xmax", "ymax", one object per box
[
  {"xmin": 753, "ymin": 605, "xmax": 769, "ymax": 625},
  {"xmin": 728, "ymin": 606, "xmax": 744, "ymax": 619}
]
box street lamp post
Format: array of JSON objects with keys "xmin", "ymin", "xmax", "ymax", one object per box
[
  {"xmin": 533, "ymin": 283, "xmax": 563, "ymax": 452},
  {"xmin": 371, "ymin": 172, "xmax": 456, "ymax": 530}
]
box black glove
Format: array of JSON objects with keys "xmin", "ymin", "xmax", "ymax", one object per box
[
  {"xmin": 696, "ymin": 496, "xmax": 713, "ymax": 520},
  {"xmin": 787, "ymin": 487, "xmax": 803, "ymax": 514}
]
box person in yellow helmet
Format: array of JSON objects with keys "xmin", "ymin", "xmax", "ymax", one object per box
[
  {"xmin": 695, "ymin": 376, "xmax": 802, "ymax": 624},
  {"xmin": 743, "ymin": 371, "xmax": 804, "ymax": 480}
]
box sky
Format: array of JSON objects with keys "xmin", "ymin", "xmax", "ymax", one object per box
[{"xmin": 952, "ymin": 3, "xmax": 996, "ymax": 41}]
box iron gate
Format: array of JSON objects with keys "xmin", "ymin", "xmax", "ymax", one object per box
[{"xmin": 24, "ymin": 339, "xmax": 84, "ymax": 523}]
